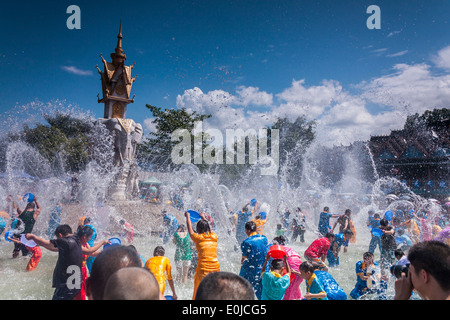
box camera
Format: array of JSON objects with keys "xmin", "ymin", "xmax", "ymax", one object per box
[{"xmin": 390, "ymin": 263, "xmax": 410, "ymax": 279}]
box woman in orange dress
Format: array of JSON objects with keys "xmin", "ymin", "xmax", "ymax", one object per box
[{"xmin": 185, "ymin": 211, "xmax": 220, "ymax": 299}]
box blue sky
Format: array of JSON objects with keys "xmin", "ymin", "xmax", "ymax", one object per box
[{"xmin": 1, "ymin": 0, "xmax": 450, "ymax": 146}]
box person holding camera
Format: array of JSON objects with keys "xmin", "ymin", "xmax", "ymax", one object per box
[{"xmin": 394, "ymin": 241, "xmax": 450, "ymax": 300}]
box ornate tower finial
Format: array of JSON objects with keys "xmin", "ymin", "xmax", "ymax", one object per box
[{"xmin": 110, "ymin": 18, "xmax": 126, "ymax": 65}]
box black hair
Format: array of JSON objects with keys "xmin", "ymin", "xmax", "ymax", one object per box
[
  {"xmin": 196, "ymin": 219, "xmax": 211, "ymax": 234},
  {"xmin": 394, "ymin": 249, "xmax": 404, "ymax": 258},
  {"xmin": 325, "ymin": 232, "xmax": 335, "ymax": 240},
  {"xmin": 380, "ymin": 218, "xmax": 389, "ymax": 227},
  {"xmin": 244, "ymin": 221, "xmax": 257, "ymax": 233},
  {"xmin": 153, "ymin": 246, "xmax": 165, "ymax": 256},
  {"xmin": 54, "ymin": 224, "xmax": 72, "ymax": 236},
  {"xmin": 77, "ymin": 225, "xmax": 94, "ymax": 239},
  {"xmin": 272, "ymin": 236, "xmax": 286, "ymax": 246},
  {"xmin": 363, "ymin": 251, "xmax": 374, "ymax": 259},
  {"xmin": 344, "ymin": 229, "xmax": 354, "ymax": 236},
  {"xmin": 408, "ymin": 241, "xmax": 450, "ymax": 291},
  {"xmin": 87, "ymin": 245, "xmax": 143, "ymax": 300},
  {"xmin": 323, "ymin": 207, "xmax": 329, "ymax": 212},
  {"xmin": 195, "ymin": 272, "xmax": 255, "ymax": 300},
  {"xmin": 270, "ymin": 259, "xmax": 285, "ymax": 271},
  {"xmin": 299, "ymin": 261, "xmax": 315, "ymax": 273}
]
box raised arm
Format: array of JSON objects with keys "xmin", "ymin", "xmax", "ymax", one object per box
[
  {"xmin": 25, "ymin": 233, "xmax": 58, "ymax": 252},
  {"xmin": 184, "ymin": 211, "xmax": 195, "ymax": 238},
  {"xmin": 82, "ymin": 239, "xmax": 110, "ymax": 256},
  {"xmin": 33, "ymin": 198, "xmax": 41, "ymax": 220}
]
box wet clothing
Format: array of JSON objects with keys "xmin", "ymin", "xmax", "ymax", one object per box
[
  {"xmin": 305, "ymin": 237, "xmax": 331, "ymax": 269},
  {"xmin": 350, "ymin": 260, "xmax": 380, "ymax": 299},
  {"xmin": 305, "ymin": 273, "xmax": 327, "ymax": 300},
  {"xmin": 239, "ymin": 232, "xmax": 269, "ymax": 299},
  {"xmin": 282, "ymin": 246, "xmax": 303, "ymax": 300},
  {"xmin": 145, "ymin": 256, "xmax": 173, "ymax": 294},
  {"xmin": 75, "ymin": 243, "xmax": 89, "ymax": 300},
  {"xmin": 84, "ymin": 224, "xmax": 97, "ymax": 273},
  {"xmin": 49, "ymin": 235, "xmax": 82, "ymax": 300},
  {"xmin": 163, "ymin": 214, "xmax": 179, "ymax": 244},
  {"xmin": 26, "ymin": 246, "xmax": 42, "ymax": 271},
  {"xmin": 261, "ymin": 271, "xmax": 290, "ymax": 300},
  {"xmin": 191, "ymin": 231, "xmax": 220, "ymax": 299},
  {"xmin": 235, "ymin": 210, "xmax": 252, "ymax": 245},
  {"xmin": 48, "ymin": 206, "xmax": 62, "ymax": 239},
  {"xmin": 327, "ymin": 233, "xmax": 348, "ymax": 267},
  {"xmin": 318, "ymin": 212, "xmax": 333, "ymax": 236},
  {"xmin": 174, "ymin": 232, "xmax": 192, "ymax": 262},
  {"xmin": 305, "ymin": 237, "xmax": 331, "ymax": 259},
  {"xmin": 314, "ymin": 270, "xmax": 346, "ymax": 300},
  {"xmin": 380, "ymin": 225, "xmax": 396, "ymax": 271},
  {"xmin": 20, "ymin": 210, "xmax": 36, "ymax": 234}
]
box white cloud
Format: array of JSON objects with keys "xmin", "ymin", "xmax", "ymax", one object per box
[
  {"xmin": 143, "ymin": 117, "xmax": 157, "ymax": 132},
  {"xmin": 235, "ymin": 86, "xmax": 273, "ymax": 107},
  {"xmin": 386, "ymin": 50, "xmax": 408, "ymax": 58},
  {"xmin": 61, "ymin": 65, "xmax": 93, "ymax": 76},
  {"xmin": 169, "ymin": 47, "xmax": 450, "ymax": 148},
  {"xmin": 387, "ymin": 30, "xmax": 402, "ymax": 38},
  {"xmin": 360, "ymin": 63, "xmax": 450, "ymax": 114},
  {"xmin": 275, "ymin": 79, "xmax": 342, "ymax": 120},
  {"xmin": 432, "ymin": 45, "xmax": 450, "ymax": 70}
]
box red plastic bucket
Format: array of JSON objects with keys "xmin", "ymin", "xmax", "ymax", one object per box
[{"xmin": 268, "ymin": 245, "xmax": 286, "ymax": 259}]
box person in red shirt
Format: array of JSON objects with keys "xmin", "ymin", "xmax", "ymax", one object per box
[
  {"xmin": 304, "ymin": 233, "xmax": 335, "ymax": 272},
  {"xmin": 120, "ymin": 219, "xmax": 134, "ymax": 243}
]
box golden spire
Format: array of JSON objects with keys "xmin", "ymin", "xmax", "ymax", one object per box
[{"xmin": 110, "ymin": 18, "xmax": 126, "ymax": 65}]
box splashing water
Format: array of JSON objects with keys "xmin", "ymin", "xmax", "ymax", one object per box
[{"xmin": 0, "ymin": 101, "xmax": 447, "ymax": 300}]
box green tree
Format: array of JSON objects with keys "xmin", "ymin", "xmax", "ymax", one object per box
[
  {"xmin": 137, "ymin": 104, "xmax": 212, "ymax": 171},
  {"xmin": 9, "ymin": 113, "xmax": 92, "ymax": 175},
  {"xmin": 271, "ymin": 116, "xmax": 316, "ymax": 187}
]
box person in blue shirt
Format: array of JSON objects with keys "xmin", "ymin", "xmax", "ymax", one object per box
[
  {"xmin": 350, "ymin": 251, "xmax": 384, "ymax": 299},
  {"xmin": 318, "ymin": 207, "xmax": 339, "ymax": 237},
  {"xmin": 240, "ymin": 221, "xmax": 269, "ymax": 299},
  {"xmin": 327, "ymin": 229, "xmax": 353, "ymax": 267},
  {"xmin": 162, "ymin": 210, "xmax": 179, "ymax": 244},
  {"xmin": 235, "ymin": 202, "xmax": 257, "ymax": 246},
  {"xmin": 82, "ymin": 217, "xmax": 97, "ymax": 273},
  {"xmin": 299, "ymin": 261, "xmax": 328, "ymax": 300},
  {"xmin": 368, "ymin": 212, "xmax": 382, "ymax": 255},
  {"xmin": 48, "ymin": 202, "xmax": 62, "ymax": 240}
]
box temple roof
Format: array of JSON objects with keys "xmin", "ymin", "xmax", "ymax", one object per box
[{"xmin": 369, "ymin": 119, "xmax": 450, "ymax": 160}]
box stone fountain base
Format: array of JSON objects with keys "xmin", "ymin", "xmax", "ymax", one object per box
[{"xmin": 59, "ymin": 200, "xmax": 186, "ymax": 237}]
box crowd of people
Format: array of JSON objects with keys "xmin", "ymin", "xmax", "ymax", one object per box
[{"xmin": 1, "ymin": 194, "xmax": 449, "ymax": 301}]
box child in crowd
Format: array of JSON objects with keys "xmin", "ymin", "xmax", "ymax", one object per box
[
  {"xmin": 368, "ymin": 212, "xmax": 382, "ymax": 255},
  {"xmin": 304, "ymin": 233, "xmax": 335, "ymax": 272},
  {"xmin": 145, "ymin": 246, "xmax": 177, "ymax": 300},
  {"xmin": 260, "ymin": 254, "xmax": 291, "ymax": 300},
  {"xmin": 253, "ymin": 214, "xmax": 267, "ymax": 235},
  {"xmin": 173, "ymin": 225, "xmax": 192, "ymax": 283},
  {"xmin": 7, "ymin": 235, "xmax": 42, "ymax": 271},
  {"xmin": 299, "ymin": 261, "xmax": 327, "ymax": 300},
  {"xmin": 75, "ymin": 225, "xmax": 106, "ymax": 300},
  {"xmin": 379, "ymin": 218, "xmax": 396, "ymax": 274},
  {"xmin": 350, "ymin": 252, "xmax": 381, "ymax": 299}
]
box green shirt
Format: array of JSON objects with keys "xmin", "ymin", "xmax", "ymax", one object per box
[{"xmin": 174, "ymin": 232, "xmax": 192, "ymax": 261}]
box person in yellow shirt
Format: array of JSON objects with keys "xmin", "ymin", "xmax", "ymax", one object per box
[
  {"xmin": 185, "ymin": 210, "xmax": 220, "ymax": 299},
  {"xmin": 253, "ymin": 214, "xmax": 267, "ymax": 235},
  {"xmin": 145, "ymin": 246, "xmax": 177, "ymax": 300}
]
